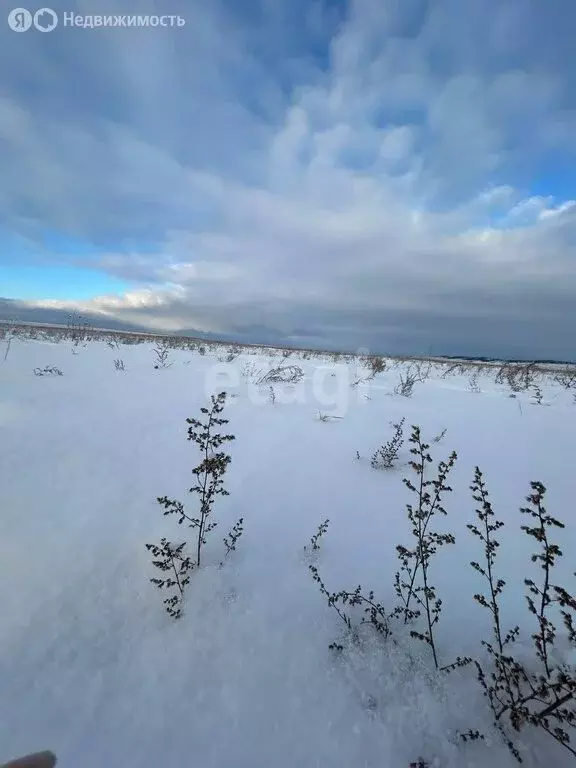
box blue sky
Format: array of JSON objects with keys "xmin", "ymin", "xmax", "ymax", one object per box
[
  {"xmin": 1, "ymin": 0, "xmax": 575, "ymax": 359},
  {"xmin": 1, "ymin": 264, "xmax": 131, "ymax": 301}
]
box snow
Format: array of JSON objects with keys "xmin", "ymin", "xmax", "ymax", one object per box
[{"xmin": 0, "ymin": 334, "xmax": 574, "ymax": 767}]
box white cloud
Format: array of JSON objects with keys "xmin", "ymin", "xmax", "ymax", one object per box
[{"xmin": 1, "ymin": 0, "xmax": 575, "ymax": 357}]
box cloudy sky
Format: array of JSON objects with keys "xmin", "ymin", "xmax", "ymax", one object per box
[{"xmin": 1, "ymin": 0, "xmax": 575, "ymax": 359}]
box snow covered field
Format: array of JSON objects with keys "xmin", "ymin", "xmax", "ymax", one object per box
[{"xmin": 0, "ymin": 333, "xmax": 574, "ymax": 768}]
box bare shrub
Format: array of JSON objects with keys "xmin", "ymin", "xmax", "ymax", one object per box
[
  {"xmin": 519, "ymin": 362, "xmax": 540, "ymax": 391},
  {"xmin": 106, "ymin": 335, "xmax": 121, "ymax": 351},
  {"xmin": 258, "ymin": 365, "xmax": 304, "ymax": 385},
  {"xmin": 221, "ymin": 518, "xmax": 244, "ymax": 564},
  {"xmin": 310, "ymin": 428, "xmax": 457, "ymax": 659},
  {"xmin": 461, "ymin": 471, "xmax": 576, "ymax": 759},
  {"xmin": 394, "ymin": 370, "xmax": 416, "ymax": 397},
  {"xmin": 2, "ymin": 317, "xmax": 18, "ymax": 362},
  {"xmin": 317, "ymin": 411, "xmax": 342, "ymax": 422},
  {"xmin": 66, "ymin": 312, "xmax": 93, "ymax": 349},
  {"xmin": 240, "ymin": 361, "xmax": 265, "ymax": 383},
  {"xmin": 371, "ymin": 418, "xmax": 405, "ymax": 469},
  {"xmin": 531, "ymin": 385, "xmax": 543, "ymax": 405},
  {"xmin": 496, "ymin": 363, "xmax": 538, "ymax": 394},
  {"xmin": 411, "ymin": 361, "xmax": 432, "ymax": 382},
  {"xmin": 308, "ymin": 432, "xmax": 576, "ymax": 761},
  {"xmin": 363, "ymin": 355, "xmax": 386, "ymax": 376},
  {"xmin": 394, "ymin": 427, "xmax": 457, "ymax": 667},
  {"xmin": 304, "ymin": 519, "xmax": 330, "ymax": 553},
  {"xmin": 153, "ymin": 340, "xmax": 173, "ymax": 369},
  {"xmin": 432, "ymin": 428, "xmax": 447, "ymax": 444},
  {"xmin": 441, "ymin": 363, "xmax": 464, "ymax": 379},
  {"xmin": 468, "ymin": 372, "xmax": 481, "ymax": 393},
  {"xmin": 148, "ymin": 393, "xmax": 241, "ymax": 619},
  {"xmin": 351, "ymin": 373, "xmax": 374, "ymax": 388},
  {"xmin": 309, "ymin": 564, "xmax": 394, "ymax": 647},
  {"xmin": 33, "ymin": 366, "xmax": 63, "ymax": 377},
  {"xmin": 555, "ymin": 371, "xmax": 576, "ymax": 398}
]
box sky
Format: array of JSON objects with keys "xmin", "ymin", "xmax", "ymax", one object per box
[{"xmin": 1, "ymin": 0, "xmax": 575, "ymax": 360}]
